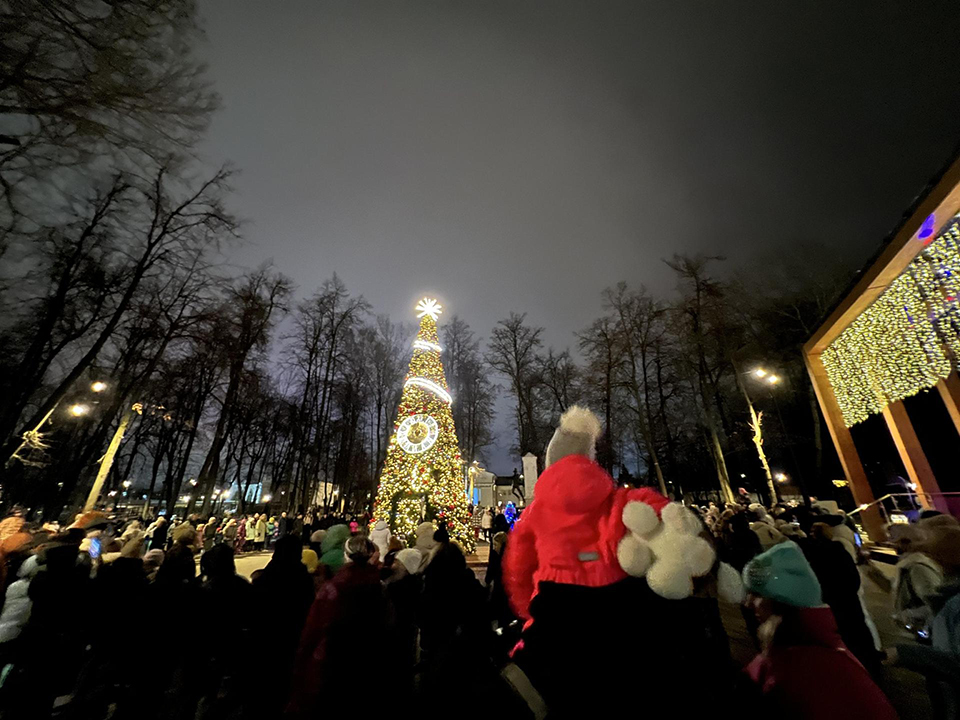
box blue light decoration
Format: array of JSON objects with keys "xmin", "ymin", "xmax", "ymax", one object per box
[
  {"xmin": 919, "ymin": 213, "xmax": 936, "ymax": 244},
  {"xmin": 504, "ymin": 501, "xmax": 517, "ymax": 529}
]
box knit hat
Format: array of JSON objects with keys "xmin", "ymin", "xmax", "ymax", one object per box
[
  {"xmin": 750, "ymin": 522, "xmax": 786, "ymax": 551},
  {"xmin": 395, "ymin": 548, "xmax": 423, "ymax": 575},
  {"xmin": 743, "ymin": 541, "xmax": 822, "ymax": 608},
  {"xmin": 545, "ymin": 405, "xmax": 602, "ymax": 468},
  {"xmin": 301, "ymin": 548, "xmax": 319, "ymax": 574}
]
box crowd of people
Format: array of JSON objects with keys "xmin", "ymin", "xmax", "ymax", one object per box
[{"xmin": 0, "ymin": 408, "xmax": 954, "ymax": 718}]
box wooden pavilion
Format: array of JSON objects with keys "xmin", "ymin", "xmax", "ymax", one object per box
[{"xmin": 804, "ymin": 155, "xmax": 960, "ymax": 542}]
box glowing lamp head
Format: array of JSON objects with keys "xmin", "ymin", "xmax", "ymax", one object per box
[
  {"xmin": 262, "ymin": 495, "xmax": 272, "ymax": 502},
  {"xmin": 69, "ymin": 404, "xmax": 88, "ymax": 417},
  {"xmin": 754, "ymin": 368, "xmax": 767, "ymax": 378},
  {"xmin": 774, "ymin": 472, "xmax": 788, "ymax": 482},
  {"xmin": 416, "ymin": 297, "xmax": 442, "ymax": 320},
  {"xmin": 767, "ymin": 375, "xmax": 781, "ymax": 385},
  {"xmin": 91, "ymin": 381, "xmax": 107, "ymax": 393}
]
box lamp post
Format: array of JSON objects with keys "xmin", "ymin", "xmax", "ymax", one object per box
[
  {"xmin": 732, "ymin": 362, "xmax": 779, "ymax": 505},
  {"xmin": 751, "ymin": 367, "xmax": 811, "ymax": 509}
]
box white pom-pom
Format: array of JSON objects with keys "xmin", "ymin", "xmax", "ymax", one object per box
[
  {"xmin": 557, "ymin": 405, "xmax": 602, "ymax": 439},
  {"xmin": 659, "ymin": 503, "xmax": 702, "ymax": 535},
  {"xmin": 717, "ymin": 562, "xmax": 744, "ymax": 604},
  {"xmin": 617, "ymin": 535, "xmax": 653, "ymax": 577},
  {"xmin": 685, "ymin": 536, "xmax": 716, "ymax": 577},
  {"xmin": 647, "ymin": 557, "xmax": 694, "ymax": 600},
  {"xmin": 622, "ymin": 501, "xmax": 658, "ymax": 537}
]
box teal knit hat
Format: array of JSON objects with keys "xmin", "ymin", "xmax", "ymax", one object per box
[{"xmin": 743, "ymin": 541, "xmax": 822, "ymax": 608}]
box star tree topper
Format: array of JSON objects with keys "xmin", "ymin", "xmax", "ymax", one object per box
[{"xmin": 416, "ymin": 297, "xmax": 442, "ymax": 321}]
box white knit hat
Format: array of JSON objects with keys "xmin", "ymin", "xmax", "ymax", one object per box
[{"xmin": 545, "ymin": 405, "xmax": 602, "ymax": 468}]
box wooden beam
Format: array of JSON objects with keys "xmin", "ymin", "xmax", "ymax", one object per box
[
  {"xmin": 804, "ymin": 352, "xmax": 885, "ymax": 542},
  {"xmin": 804, "ymin": 155, "xmax": 960, "ymax": 356},
  {"xmin": 937, "ymin": 372, "xmax": 960, "ymax": 438},
  {"xmin": 882, "ymin": 401, "xmax": 946, "ymax": 512}
]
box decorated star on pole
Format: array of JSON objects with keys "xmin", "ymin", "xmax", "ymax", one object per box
[{"xmin": 416, "ymin": 297, "xmax": 443, "ymax": 320}]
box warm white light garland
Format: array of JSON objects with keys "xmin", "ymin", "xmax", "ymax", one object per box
[
  {"xmin": 413, "ymin": 340, "xmax": 443, "ymax": 352},
  {"xmin": 404, "ymin": 376, "xmax": 452, "ymax": 403}
]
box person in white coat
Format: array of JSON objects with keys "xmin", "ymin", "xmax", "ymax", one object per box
[
  {"xmin": 370, "ymin": 520, "xmax": 392, "ymax": 559},
  {"xmin": 0, "ymin": 555, "xmax": 40, "ymax": 645},
  {"xmin": 481, "ymin": 507, "xmax": 494, "ymax": 543}
]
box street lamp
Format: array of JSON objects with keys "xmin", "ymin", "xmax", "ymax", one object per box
[
  {"xmin": 767, "ymin": 375, "xmax": 780, "ymax": 385},
  {"xmin": 754, "ymin": 368, "xmax": 768, "ymax": 378},
  {"xmin": 91, "ymin": 381, "xmax": 107, "ymax": 393},
  {"xmin": 262, "ymin": 494, "xmax": 272, "ymax": 503},
  {"xmin": 122, "ymin": 480, "xmax": 132, "ymax": 489},
  {"xmin": 69, "ymin": 404, "xmax": 89, "ymax": 417},
  {"xmin": 775, "ymin": 472, "xmax": 788, "ymax": 483}
]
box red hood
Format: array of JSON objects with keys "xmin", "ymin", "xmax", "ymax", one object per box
[
  {"xmin": 777, "ymin": 606, "xmax": 844, "ymax": 649},
  {"xmin": 534, "ymin": 455, "xmax": 614, "ymax": 515}
]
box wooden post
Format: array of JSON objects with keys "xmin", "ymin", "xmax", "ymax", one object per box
[
  {"xmin": 804, "ymin": 353, "xmax": 885, "ymax": 542},
  {"xmin": 881, "ymin": 400, "xmax": 946, "ymax": 512},
  {"xmin": 937, "ymin": 372, "xmax": 960, "ymax": 438}
]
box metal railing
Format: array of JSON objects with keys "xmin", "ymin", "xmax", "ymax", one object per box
[{"xmin": 847, "ymin": 491, "xmax": 960, "ymax": 530}]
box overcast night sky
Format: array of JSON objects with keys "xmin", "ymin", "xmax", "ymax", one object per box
[{"xmin": 196, "ymin": 1, "xmax": 960, "ymax": 468}]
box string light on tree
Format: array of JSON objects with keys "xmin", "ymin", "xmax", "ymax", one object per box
[{"xmin": 372, "ymin": 297, "xmax": 474, "ymax": 551}]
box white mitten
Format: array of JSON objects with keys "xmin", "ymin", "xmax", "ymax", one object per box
[{"xmin": 617, "ymin": 500, "xmax": 716, "ymax": 600}]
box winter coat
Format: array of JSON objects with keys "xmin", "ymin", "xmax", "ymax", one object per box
[
  {"xmin": 244, "ymin": 519, "xmax": 255, "ymax": 541},
  {"xmin": 415, "ymin": 522, "xmax": 437, "ymax": 556},
  {"xmin": 203, "ymin": 521, "xmax": 217, "ymax": 550},
  {"xmin": 745, "ymin": 607, "xmax": 897, "ymax": 719},
  {"xmin": 251, "ymin": 538, "xmax": 315, "ymax": 714},
  {"xmin": 481, "ymin": 510, "xmax": 494, "ymax": 530},
  {"xmin": 151, "ymin": 522, "xmax": 169, "ymax": 550},
  {"xmin": 287, "ymin": 562, "xmax": 393, "ymax": 716},
  {"xmin": 895, "ymin": 580, "xmax": 960, "ymax": 699},
  {"xmin": 319, "ymin": 524, "xmax": 350, "ymax": 571},
  {"xmin": 237, "ymin": 520, "xmax": 247, "ymax": 543},
  {"xmin": 0, "ymin": 556, "xmax": 40, "ymax": 643},
  {"xmin": 503, "ymin": 454, "xmax": 669, "ymax": 619},
  {"xmin": 801, "ymin": 537, "xmax": 880, "ymax": 676},
  {"xmin": 370, "ymin": 520, "xmax": 392, "ymax": 558},
  {"xmin": 222, "ymin": 520, "xmax": 238, "ymax": 548},
  {"xmin": 893, "ymin": 551, "xmax": 942, "ymax": 628},
  {"xmin": 254, "ymin": 517, "xmax": 267, "ymax": 543}
]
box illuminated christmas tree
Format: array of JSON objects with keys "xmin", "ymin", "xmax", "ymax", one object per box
[{"xmin": 372, "ymin": 298, "xmax": 474, "ymax": 551}]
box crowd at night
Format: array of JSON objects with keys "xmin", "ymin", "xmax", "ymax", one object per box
[{"xmin": 3, "ymin": 1, "xmax": 960, "ymax": 718}]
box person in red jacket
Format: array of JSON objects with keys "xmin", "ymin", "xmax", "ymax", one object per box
[
  {"xmin": 742, "ymin": 541, "xmax": 898, "ymax": 719},
  {"xmin": 502, "ymin": 406, "xmax": 721, "ymax": 718}
]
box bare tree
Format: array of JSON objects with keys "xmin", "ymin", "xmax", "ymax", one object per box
[
  {"xmin": 442, "ymin": 316, "xmax": 496, "ymax": 464},
  {"xmin": 665, "ymin": 255, "xmax": 737, "ymax": 504},
  {"xmin": 0, "ymin": 1, "xmax": 217, "ymax": 186},
  {"xmin": 487, "ymin": 313, "xmax": 545, "ymax": 457},
  {"xmin": 193, "ymin": 267, "xmax": 291, "ymax": 515}
]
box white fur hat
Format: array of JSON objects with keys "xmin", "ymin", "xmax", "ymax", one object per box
[
  {"xmin": 545, "ymin": 406, "xmax": 602, "ymax": 468},
  {"xmin": 395, "ymin": 548, "xmax": 423, "ymax": 575}
]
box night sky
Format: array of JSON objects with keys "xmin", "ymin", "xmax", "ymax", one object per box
[{"xmin": 196, "ymin": 1, "xmax": 960, "ymax": 468}]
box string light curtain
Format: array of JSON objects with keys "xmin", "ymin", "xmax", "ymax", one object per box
[{"xmin": 822, "ymin": 217, "xmax": 960, "ymax": 426}]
